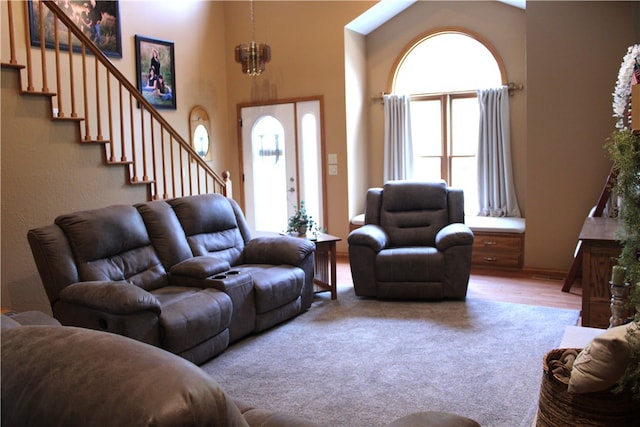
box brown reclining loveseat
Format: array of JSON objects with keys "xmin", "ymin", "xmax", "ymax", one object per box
[{"xmin": 27, "ymin": 194, "xmax": 316, "ymax": 365}]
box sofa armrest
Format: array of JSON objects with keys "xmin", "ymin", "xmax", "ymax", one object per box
[
  {"xmin": 60, "ymin": 281, "xmax": 161, "ymax": 315},
  {"xmin": 2, "ymin": 326, "xmax": 250, "ymax": 427},
  {"xmin": 169, "ymin": 256, "xmax": 230, "ymax": 279},
  {"xmin": 347, "ymin": 224, "xmax": 389, "ymax": 253},
  {"xmin": 244, "ymin": 236, "xmax": 315, "ymax": 266},
  {"xmin": 435, "ymin": 223, "xmax": 474, "ymax": 251}
]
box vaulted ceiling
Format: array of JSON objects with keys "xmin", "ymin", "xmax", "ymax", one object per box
[{"xmin": 347, "ymin": 0, "xmax": 526, "ymax": 35}]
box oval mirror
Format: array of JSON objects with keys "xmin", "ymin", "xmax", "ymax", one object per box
[
  {"xmin": 193, "ymin": 124, "xmax": 209, "ymax": 157},
  {"xmin": 189, "ymin": 106, "xmax": 212, "ymax": 161}
]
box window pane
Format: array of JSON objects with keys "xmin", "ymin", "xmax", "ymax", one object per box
[
  {"xmin": 411, "ymin": 100, "xmax": 442, "ymax": 157},
  {"xmin": 412, "ymin": 157, "xmax": 441, "ymax": 182},
  {"xmin": 301, "ymin": 113, "xmax": 320, "ymax": 224},
  {"xmin": 394, "ymin": 33, "xmax": 502, "ymax": 94},
  {"xmin": 451, "ymin": 97, "xmax": 479, "ymax": 156},
  {"xmin": 451, "ymin": 157, "xmax": 478, "ymax": 215}
]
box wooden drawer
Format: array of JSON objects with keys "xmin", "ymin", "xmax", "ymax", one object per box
[
  {"xmin": 472, "ymin": 231, "xmax": 524, "ymax": 270},
  {"xmin": 472, "ymin": 251, "xmax": 522, "ymax": 269},
  {"xmin": 473, "ymin": 233, "xmax": 523, "ymax": 252}
]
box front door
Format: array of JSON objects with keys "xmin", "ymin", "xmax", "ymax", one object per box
[{"xmin": 239, "ymin": 98, "xmax": 325, "ymax": 233}]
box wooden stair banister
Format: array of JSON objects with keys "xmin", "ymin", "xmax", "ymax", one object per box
[{"xmin": 1, "ymin": 0, "xmax": 231, "ymax": 200}]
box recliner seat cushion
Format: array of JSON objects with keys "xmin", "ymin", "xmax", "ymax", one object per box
[
  {"xmin": 238, "ymin": 265, "xmax": 304, "ymax": 314},
  {"xmin": 152, "ymin": 287, "xmax": 232, "ymax": 354},
  {"xmin": 376, "ymin": 248, "xmax": 444, "ymax": 282}
]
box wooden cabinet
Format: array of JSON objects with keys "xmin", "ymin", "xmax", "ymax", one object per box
[
  {"xmin": 472, "ymin": 231, "xmax": 524, "ymax": 270},
  {"xmin": 579, "ymin": 217, "xmax": 622, "ymax": 328}
]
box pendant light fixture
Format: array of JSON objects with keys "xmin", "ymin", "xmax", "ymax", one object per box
[{"xmin": 234, "ymin": 0, "xmax": 271, "ymax": 76}]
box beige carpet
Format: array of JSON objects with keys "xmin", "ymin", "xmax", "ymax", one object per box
[{"xmin": 201, "ymin": 284, "xmax": 580, "ymax": 427}]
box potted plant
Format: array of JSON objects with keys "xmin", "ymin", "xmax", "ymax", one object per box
[
  {"xmin": 605, "ymin": 44, "xmax": 640, "ymax": 399},
  {"xmin": 287, "ymin": 200, "xmax": 314, "ymax": 236}
]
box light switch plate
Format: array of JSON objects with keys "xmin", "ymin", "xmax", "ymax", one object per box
[
  {"xmin": 328, "ymin": 153, "xmax": 338, "ymax": 164},
  {"xmin": 328, "ymin": 164, "xmax": 338, "ymax": 175}
]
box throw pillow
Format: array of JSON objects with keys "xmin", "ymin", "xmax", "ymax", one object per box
[{"xmin": 568, "ymin": 323, "xmax": 632, "ymax": 393}]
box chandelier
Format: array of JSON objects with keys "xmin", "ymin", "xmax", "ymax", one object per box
[{"xmin": 234, "ymin": 0, "xmax": 271, "ymax": 76}]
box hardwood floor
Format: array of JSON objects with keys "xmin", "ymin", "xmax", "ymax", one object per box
[{"xmin": 334, "ymin": 255, "xmax": 582, "ymax": 312}]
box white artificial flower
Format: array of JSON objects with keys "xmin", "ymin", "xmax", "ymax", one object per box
[{"xmin": 613, "ymin": 44, "xmax": 640, "ymax": 130}]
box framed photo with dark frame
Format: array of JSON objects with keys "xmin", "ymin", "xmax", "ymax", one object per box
[
  {"xmin": 27, "ymin": 0, "xmax": 122, "ymax": 59},
  {"xmin": 135, "ymin": 35, "xmax": 176, "ymax": 110}
]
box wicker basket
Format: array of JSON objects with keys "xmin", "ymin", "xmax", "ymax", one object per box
[{"xmin": 536, "ymin": 348, "xmax": 640, "ymax": 427}]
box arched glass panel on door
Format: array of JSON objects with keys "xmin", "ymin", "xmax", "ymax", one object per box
[{"xmin": 251, "ymin": 115, "xmax": 288, "ymax": 232}]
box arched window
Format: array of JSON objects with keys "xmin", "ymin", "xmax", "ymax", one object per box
[{"xmin": 391, "ymin": 29, "xmax": 505, "ymax": 214}]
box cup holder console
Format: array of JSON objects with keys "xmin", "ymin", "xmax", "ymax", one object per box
[{"xmin": 213, "ymin": 270, "xmax": 240, "ymax": 280}]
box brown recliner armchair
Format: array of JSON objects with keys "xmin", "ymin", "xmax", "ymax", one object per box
[{"xmin": 348, "ymin": 180, "xmax": 474, "ymax": 300}]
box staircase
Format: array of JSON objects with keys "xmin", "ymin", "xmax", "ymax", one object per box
[{"xmin": 1, "ymin": 0, "xmax": 230, "ymax": 200}]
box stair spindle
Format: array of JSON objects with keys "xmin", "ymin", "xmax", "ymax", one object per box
[
  {"xmin": 67, "ymin": 30, "xmax": 77, "ymax": 117},
  {"xmin": 53, "ymin": 14, "xmax": 63, "ymax": 117},
  {"xmin": 23, "ymin": 1, "xmax": 34, "ymax": 91},
  {"xmin": 94, "ymin": 56, "xmax": 103, "ymax": 140},
  {"xmin": 81, "ymin": 43, "xmax": 91, "ymax": 140},
  {"xmin": 7, "ymin": 1, "xmax": 17, "ymax": 65},
  {"xmin": 37, "ymin": 1, "xmax": 48, "ymax": 93}
]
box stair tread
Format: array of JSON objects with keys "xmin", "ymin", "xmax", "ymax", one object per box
[
  {"xmin": 81, "ymin": 139, "xmax": 110, "ymax": 144},
  {"xmin": 1, "ymin": 62, "xmax": 25, "ymax": 70},
  {"xmin": 21, "ymin": 90, "xmax": 56, "ymax": 97},
  {"xmin": 52, "ymin": 116, "xmax": 83, "ymax": 122},
  {"xmin": 106, "ymin": 160, "xmax": 134, "ymax": 166}
]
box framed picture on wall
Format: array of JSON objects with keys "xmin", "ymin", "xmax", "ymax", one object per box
[
  {"xmin": 27, "ymin": 0, "xmax": 122, "ymax": 58},
  {"xmin": 135, "ymin": 35, "xmax": 176, "ymax": 110}
]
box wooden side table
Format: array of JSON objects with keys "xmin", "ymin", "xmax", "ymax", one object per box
[{"xmin": 311, "ymin": 233, "xmax": 341, "ymax": 300}]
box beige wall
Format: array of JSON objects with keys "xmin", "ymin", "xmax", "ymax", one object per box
[
  {"xmin": 345, "ymin": 28, "xmax": 369, "ymax": 220},
  {"xmin": 525, "ymin": 1, "xmax": 635, "ymax": 270}
]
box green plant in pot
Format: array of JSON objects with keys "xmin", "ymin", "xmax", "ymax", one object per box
[
  {"xmin": 287, "ymin": 200, "xmax": 314, "ymax": 236},
  {"xmin": 605, "ymin": 43, "xmax": 640, "ymax": 399},
  {"xmin": 606, "ymin": 128, "xmax": 640, "ymax": 400}
]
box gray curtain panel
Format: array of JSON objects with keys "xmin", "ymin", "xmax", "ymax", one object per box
[
  {"xmin": 477, "ymin": 86, "xmax": 521, "ymax": 217},
  {"xmin": 383, "ymin": 94, "xmax": 413, "ymax": 182}
]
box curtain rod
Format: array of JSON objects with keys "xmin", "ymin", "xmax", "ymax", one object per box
[{"xmin": 371, "ymin": 82, "xmax": 525, "ymax": 103}]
